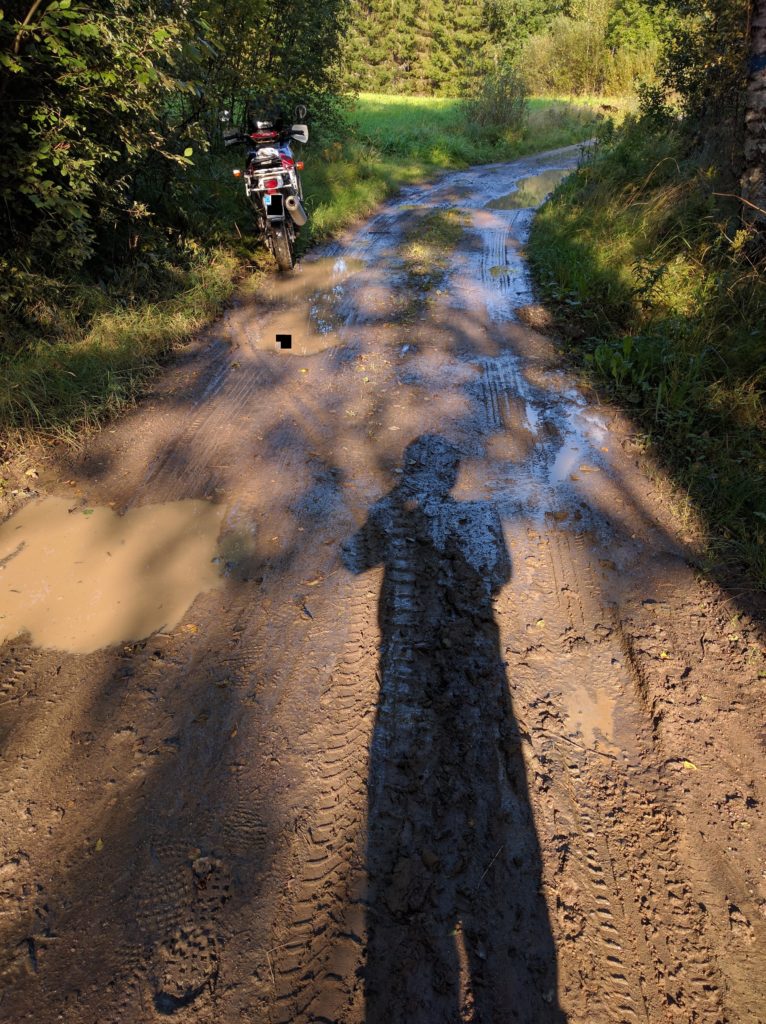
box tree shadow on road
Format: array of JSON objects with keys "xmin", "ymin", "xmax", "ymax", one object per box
[{"xmin": 343, "ymin": 434, "xmax": 565, "ymax": 1024}]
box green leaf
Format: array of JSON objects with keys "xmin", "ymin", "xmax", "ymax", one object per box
[{"xmin": 183, "ymin": 147, "xmax": 193, "ymax": 157}]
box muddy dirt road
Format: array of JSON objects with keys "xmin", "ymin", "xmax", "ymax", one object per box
[{"xmin": 1, "ymin": 145, "xmax": 766, "ymax": 1023}]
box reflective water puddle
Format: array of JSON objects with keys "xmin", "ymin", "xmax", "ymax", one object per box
[
  {"xmin": 250, "ymin": 256, "xmax": 364, "ymax": 354},
  {"xmin": 486, "ymin": 168, "xmax": 570, "ymax": 210},
  {"xmin": 0, "ymin": 496, "xmax": 224, "ymax": 653},
  {"xmin": 546, "ymin": 402, "xmax": 608, "ymax": 486}
]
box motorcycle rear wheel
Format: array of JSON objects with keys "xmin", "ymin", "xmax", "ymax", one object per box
[{"xmin": 271, "ymin": 225, "xmax": 295, "ymax": 272}]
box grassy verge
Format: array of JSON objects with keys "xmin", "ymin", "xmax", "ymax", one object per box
[
  {"xmin": 1, "ymin": 92, "xmax": 617, "ymax": 448},
  {"xmin": 528, "ymin": 116, "xmax": 766, "ymax": 586},
  {"xmin": 0, "ymin": 250, "xmax": 240, "ymax": 449}
]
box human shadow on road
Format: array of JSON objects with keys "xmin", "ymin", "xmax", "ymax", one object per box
[{"xmin": 343, "ymin": 435, "xmax": 564, "ymax": 1024}]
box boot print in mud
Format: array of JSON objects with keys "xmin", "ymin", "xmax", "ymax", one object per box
[{"xmin": 343, "ymin": 435, "xmax": 564, "ymax": 1024}]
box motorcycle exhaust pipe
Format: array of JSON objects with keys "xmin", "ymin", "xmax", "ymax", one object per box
[{"xmin": 285, "ymin": 195, "xmax": 308, "ymax": 227}]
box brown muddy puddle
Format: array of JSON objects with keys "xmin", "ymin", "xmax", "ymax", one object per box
[
  {"xmin": 0, "ymin": 496, "xmax": 224, "ymax": 654},
  {"xmin": 253, "ymin": 256, "xmax": 364, "ymax": 354},
  {"xmin": 486, "ymin": 168, "xmax": 569, "ymax": 210},
  {"xmin": 561, "ymin": 677, "xmax": 618, "ymax": 752}
]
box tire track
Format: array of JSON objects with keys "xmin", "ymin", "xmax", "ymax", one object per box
[
  {"xmin": 505, "ymin": 525, "xmax": 726, "ymax": 1023},
  {"xmin": 269, "ymin": 575, "xmax": 377, "ymax": 1024}
]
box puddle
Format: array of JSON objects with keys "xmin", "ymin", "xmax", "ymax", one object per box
[
  {"xmin": 251, "ymin": 256, "xmax": 364, "ymax": 354},
  {"xmin": 524, "ymin": 401, "xmax": 541, "ymax": 434},
  {"xmin": 562, "ymin": 678, "xmax": 617, "ymax": 748},
  {"xmin": 0, "ymin": 496, "xmax": 224, "ymax": 654},
  {"xmin": 486, "ymin": 168, "xmax": 570, "ymax": 210},
  {"xmin": 547, "ymin": 403, "xmax": 608, "ymax": 486},
  {"xmin": 548, "ymin": 442, "xmax": 589, "ymax": 485}
]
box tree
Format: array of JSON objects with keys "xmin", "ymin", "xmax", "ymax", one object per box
[
  {"xmin": 0, "ymin": 0, "xmax": 196, "ymax": 298},
  {"xmin": 483, "ymin": 0, "xmax": 565, "ymax": 60},
  {"xmin": 742, "ymin": 0, "xmax": 766, "ymax": 224},
  {"xmin": 0, "ymin": 0, "xmax": 347, "ymax": 323}
]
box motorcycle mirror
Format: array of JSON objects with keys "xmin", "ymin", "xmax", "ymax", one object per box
[
  {"xmin": 290, "ymin": 124, "xmax": 309, "ymax": 144},
  {"xmin": 295, "ymin": 104, "xmax": 307, "ymax": 120}
]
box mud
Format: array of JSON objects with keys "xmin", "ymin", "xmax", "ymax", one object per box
[
  {"xmin": 1, "ymin": 142, "xmax": 765, "ymax": 1024},
  {"xmin": 247, "ymin": 256, "xmax": 365, "ymax": 354},
  {"xmin": 0, "ymin": 496, "xmax": 223, "ymax": 653}
]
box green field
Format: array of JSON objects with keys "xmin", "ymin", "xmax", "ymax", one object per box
[{"xmin": 349, "ymin": 92, "xmax": 628, "ymax": 162}]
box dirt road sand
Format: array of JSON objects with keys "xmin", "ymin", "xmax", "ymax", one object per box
[{"xmin": 1, "ymin": 145, "xmax": 765, "ymax": 1023}]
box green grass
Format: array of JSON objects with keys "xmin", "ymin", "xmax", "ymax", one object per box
[
  {"xmin": 348, "ymin": 92, "xmax": 629, "ymax": 165},
  {"xmin": 0, "ymin": 250, "xmax": 241, "ymax": 447},
  {"xmin": 401, "ymin": 207, "xmax": 470, "ymax": 298},
  {"xmin": 528, "ymin": 116, "xmax": 766, "ymax": 586}
]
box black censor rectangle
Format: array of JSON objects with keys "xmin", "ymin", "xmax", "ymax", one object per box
[{"xmin": 276, "ymin": 333, "xmax": 292, "ymax": 349}]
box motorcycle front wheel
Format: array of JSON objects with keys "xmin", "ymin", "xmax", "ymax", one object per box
[{"xmin": 270, "ymin": 224, "xmax": 295, "ymax": 272}]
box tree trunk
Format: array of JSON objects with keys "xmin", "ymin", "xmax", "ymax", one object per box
[{"xmin": 742, "ymin": 0, "xmax": 766, "ymax": 224}]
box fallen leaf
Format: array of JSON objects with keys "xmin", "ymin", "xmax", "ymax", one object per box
[
  {"xmin": 82, "ymin": 509, "xmax": 94, "ymax": 516},
  {"xmin": 660, "ymin": 651, "xmax": 670, "ymax": 659},
  {"xmin": 183, "ymin": 623, "xmax": 198, "ymax": 634},
  {"xmin": 24, "ymin": 468, "xmax": 39, "ymax": 479},
  {"xmin": 95, "ymin": 838, "xmax": 104, "ymax": 852},
  {"xmin": 682, "ymin": 759, "xmax": 698, "ymax": 770},
  {"xmin": 536, "ymin": 619, "xmax": 545, "ymax": 628}
]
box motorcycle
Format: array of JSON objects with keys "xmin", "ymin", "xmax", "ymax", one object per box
[{"xmin": 223, "ymin": 104, "xmax": 309, "ymax": 271}]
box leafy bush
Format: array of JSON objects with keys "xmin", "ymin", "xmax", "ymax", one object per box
[
  {"xmin": 464, "ymin": 67, "xmax": 529, "ymax": 141},
  {"xmin": 518, "ymin": 0, "xmax": 665, "ymax": 96},
  {"xmin": 0, "ymin": 0, "xmax": 199, "ymax": 308}
]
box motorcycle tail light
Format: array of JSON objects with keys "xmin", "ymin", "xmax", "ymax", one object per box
[
  {"xmin": 264, "ymin": 177, "xmax": 279, "ymax": 192},
  {"xmin": 280, "ymin": 155, "xmax": 295, "ymax": 168},
  {"xmin": 296, "ymin": 161, "xmax": 304, "ymax": 170}
]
